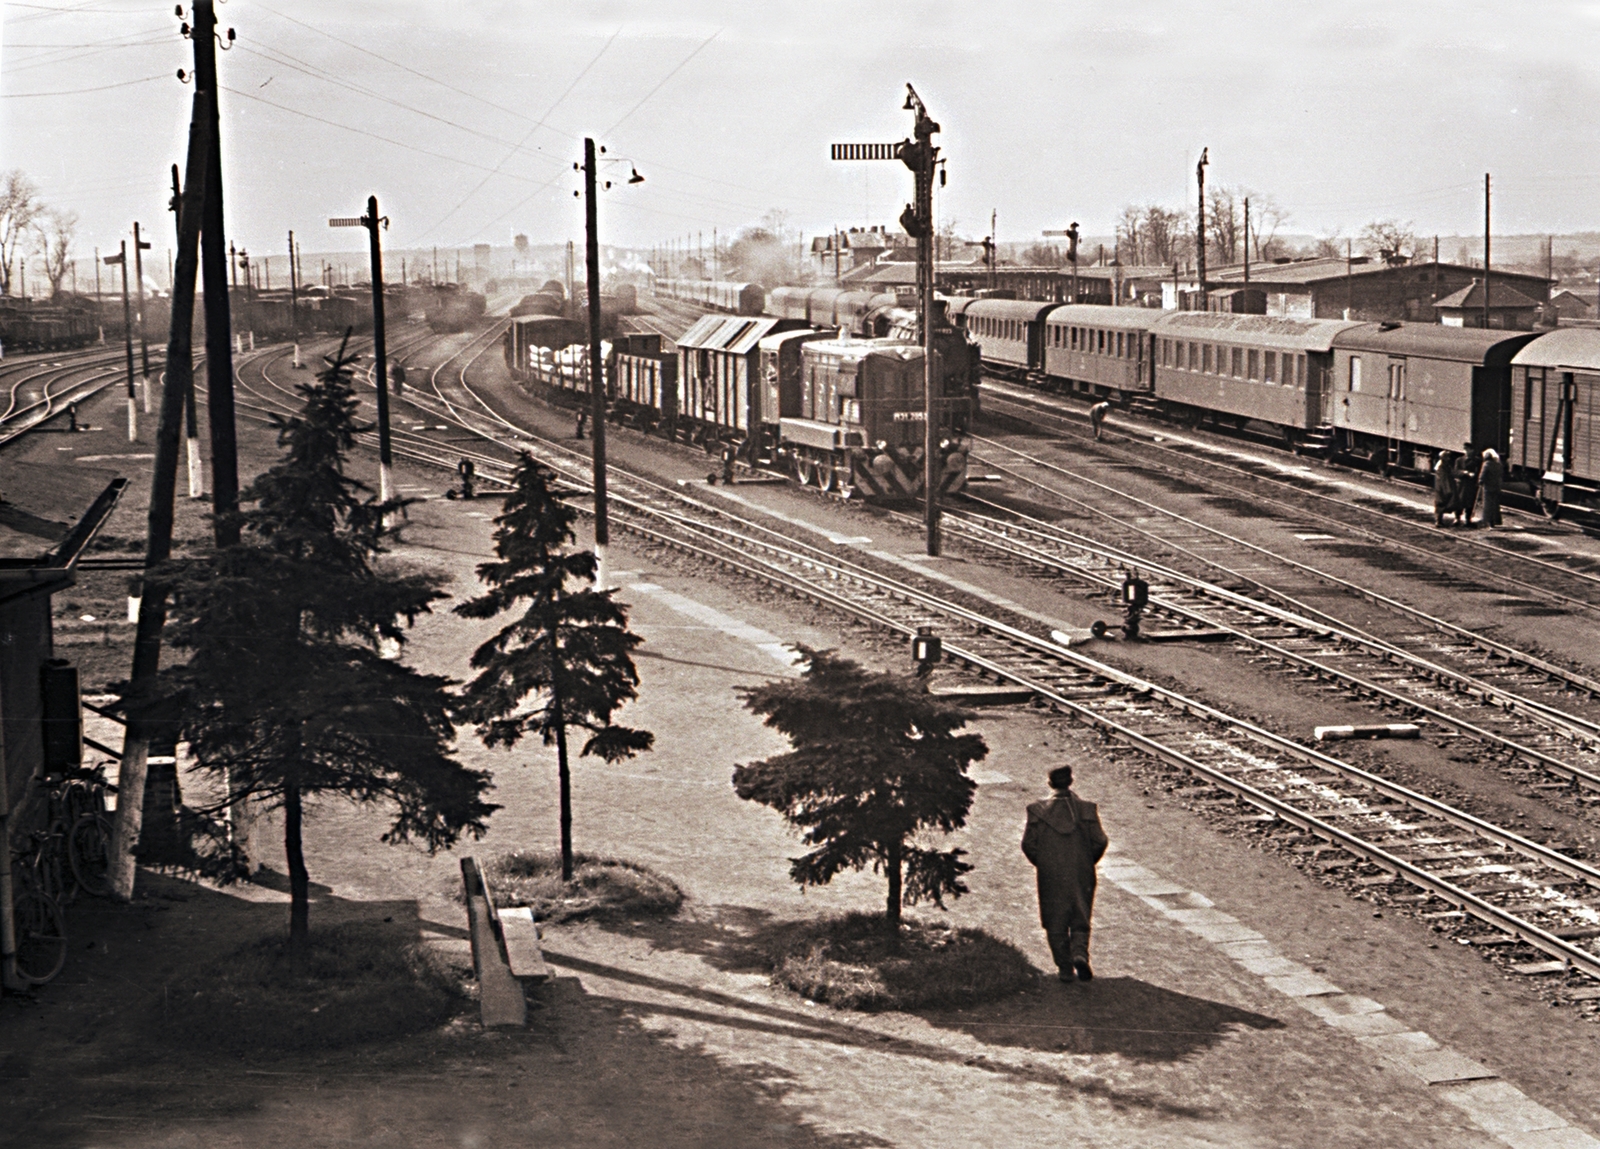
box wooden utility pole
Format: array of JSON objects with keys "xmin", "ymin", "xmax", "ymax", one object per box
[
  {"xmin": 1242, "ymin": 197, "xmax": 1250, "ymax": 286},
  {"xmin": 1195, "ymin": 147, "xmax": 1209, "ymax": 309},
  {"xmin": 905, "ymin": 85, "xmax": 941, "ymax": 556},
  {"xmin": 108, "ymin": 63, "xmax": 211, "ymax": 902},
  {"xmin": 1483, "ymin": 172, "xmax": 1492, "ymax": 330},
  {"xmin": 194, "ymin": 0, "xmax": 238, "ymax": 547},
  {"xmin": 329, "ymin": 198, "xmax": 393, "ymax": 504},
  {"xmin": 133, "ymin": 222, "xmax": 152, "ymax": 412},
  {"xmin": 582, "ymin": 138, "xmax": 611, "ymax": 588},
  {"xmin": 104, "ymin": 244, "xmax": 136, "ymax": 440}
]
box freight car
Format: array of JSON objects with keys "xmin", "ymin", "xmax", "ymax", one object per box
[{"xmin": 425, "ymin": 284, "xmax": 488, "ymax": 332}]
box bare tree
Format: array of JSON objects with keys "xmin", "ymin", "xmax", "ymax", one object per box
[
  {"xmin": 1, "ymin": 169, "xmax": 43, "ymax": 296},
  {"xmin": 1313, "ymin": 229, "xmax": 1345, "ymax": 259},
  {"xmin": 39, "ymin": 208, "xmax": 77, "ymax": 298},
  {"xmin": 1359, "ymin": 219, "xmax": 1416, "ymax": 265},
  {"xmin": 1115, "ymin": 204, "xmax": 1145, "ymax": 265},
  {"xmin": 1206, "ymin": 185, "xmax": 1242, "ymax": 264},
  {"xmin": 1248, "ymin": 194, "xmax": 1289, "ymax": 261},
  {"xmin": 1140, "ymin": 205, "xmax": 1190, "ymax": 266},
  {"xmin": 1020, "ymin": 242, "xmax": 1064, "ymax": 267}
]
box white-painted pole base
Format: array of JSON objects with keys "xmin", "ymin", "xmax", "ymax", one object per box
[
  {"xmin": 186, "ymin": 436, "xmax": 204, "ymax": 498},
  {"xmin": 233, "ymin": 333, "xmax": 242, "ymax": 355},
  {"xmin": 293, "ymin": 343, "xmax": 301, "ymax": 368},
  {"xmin": 128, "ymin": 596, "xmax": 140, "ymax": 623},
  {"xmin": 248, "ymin": 331, "xmax": 255, "ymax": 351},
  {"xmin": 127, "ymin": 397, "xmax": 137, "ymax": 441},
  {"xmin": 380, "ymin": 461, "xmax": 396, "ymax": 529},
  {"xmin": 594, "ymin": 542, "xmax": 609, "ymax": 592},
  {"xmin": 98, "ymin": 326, "xmax": 105, "ymax": 344},
  {"xmin": 141, "ymin": 374, "xmax": 152, "ymax": 414}
]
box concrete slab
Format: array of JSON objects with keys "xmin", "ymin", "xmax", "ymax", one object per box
[
  {"xmin": 1439, "ymin": 1079, "xmax": 1569, "ymax": 1136},
  {"xmin": 1264, "ymin": 970, "xmax": 1345, "ymax": 998},
  {"xmin": 1357, "ymin": 1031, "xmax": 1441, "ymax": 1056},
  {"xmin": 1389, "ymin": 1049, "xmax": 1498, "ymax": 1085}
]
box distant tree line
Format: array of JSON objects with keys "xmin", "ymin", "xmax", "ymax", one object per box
[{"xmin": 1, "ymin": 168, "xmax": 78, "ymax": 298}]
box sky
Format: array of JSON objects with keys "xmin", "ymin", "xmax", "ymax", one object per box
[{"xmin": 6, "ymin": 0, "xmax": 1600, "ymax": 278}]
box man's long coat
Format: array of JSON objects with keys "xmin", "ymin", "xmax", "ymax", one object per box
[{"xmin": 1022, "ymin": 791, "xmax": 1108, "ymax": 927}]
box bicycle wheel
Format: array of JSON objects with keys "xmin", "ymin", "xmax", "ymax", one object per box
[
  {"xmin": 68, "ymin": 813, "xmax": 113, "ymax": 897},
  {"xmin": 12, "ymin": 889, "xmax": 67, "ymax": 985}
]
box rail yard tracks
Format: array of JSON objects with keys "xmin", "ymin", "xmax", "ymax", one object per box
[{"xmin": 0, "ymin": 345, "xmax": 166, "ymax": 446}]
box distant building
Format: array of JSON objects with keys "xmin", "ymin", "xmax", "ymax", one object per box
[
  {"xmin": 810, "ymin": 226, "xmax": 915, "ymax": 281},
  {"xmin": 1209, "ymin": 257, "xmax": 1550, "ymax": 323},
  {"xmin": 1433, "ymin": 279, "xmax": 1541, "ymax": 330},
  {"xmin": 1551, "ymin": 288, "xmax": 1594, "ymax": 321}
]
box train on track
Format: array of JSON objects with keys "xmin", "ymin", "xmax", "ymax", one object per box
[
  {"xmin": 503, "ymin": 304, "xmax": 975, "ymax": 500},
  {"xmin": 938, "ymin": 298, "xmax": 1600, "ymax": 513}
]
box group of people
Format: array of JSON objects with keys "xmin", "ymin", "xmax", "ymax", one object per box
[{"xmin": 1433, "ymin": 443, "xmax": 1504, "ymax": 528}]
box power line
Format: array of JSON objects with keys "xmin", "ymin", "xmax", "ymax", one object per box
[
  {"xmin": 409, "ymin": 26, "xmax": 623, "ymax": 247},
  {"xmin": 3, "ymin": 73, "xmax": 167, "ymax": 97},
  {"xmin": 603, "ymin": 28, "xmax": 720, "ymax": 136}
]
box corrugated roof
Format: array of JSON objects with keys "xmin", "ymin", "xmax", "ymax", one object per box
[
  {"xmin": 1150, "ymin": 311, "xmax": 1363, "ymax": 352},
  {"xmin": 675, "ymin": 313, "xmax": 730, "ymax": 348},
  {"xmin": 1433, "ymin": 280, "xmax": 1540, "ymax": 310},
  {"xmin": 1511, "ymin": 328, "xmax": 1600, "ymax": 370},
  {"xmin": 1332, "ymin": 323, "xmax": 1535, "ymax": 363},
  {"xmin": 725, "ymin": 317, "xmax": 787, "ymax": 354}
]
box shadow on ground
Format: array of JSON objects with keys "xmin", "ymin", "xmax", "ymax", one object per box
[
  {"xmin": 918, "ymin": 974, "xmax": 1284, "ymax": 1060},
  {"xmin": 0, "ymin": 874, "xmax": 884, "ymax": 1149}
]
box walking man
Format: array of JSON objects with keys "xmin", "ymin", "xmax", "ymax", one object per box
[
  {"xmin": 1089, "ymin": 400, "xmax": 1111, "ymax": 441},
  {"xmin": 1433, "ymin": 451, "xmax": 1457, "ymax": 527},
  {"xmin": 1022, "ymin": 765, "xmax": 1108, "ymax": 982}
]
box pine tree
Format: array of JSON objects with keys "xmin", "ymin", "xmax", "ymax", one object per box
[
  {"xmin": 734, "ymin": 647, "xmax": 988, "ymax": 942},
  {"xmin": 162, "ymin": 342, "xmax": 496, "ymax": 957},
  {"xmin": 454, "ymin": 454, "xmax": 653, "ymax": 881}
]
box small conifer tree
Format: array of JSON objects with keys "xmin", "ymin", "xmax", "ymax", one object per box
[
  {"xmin": 163, "ymin": 341, "xmax": 496, "ymax": 957},
  {"xmin": 455, "ymin": 454, "xmax": 652, "ymax": 881},
  {"xmin": 734, "ymin": 647, "xmax": 987, "ymax": 941}
]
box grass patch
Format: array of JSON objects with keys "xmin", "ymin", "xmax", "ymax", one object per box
[
  {"xmin": 484, "ymin": 851, "xmax": 684, "ymax": 924},
  {"xmin": 762, "ymin": 912, "xmax": 1037, "ymax": 1011},
  {"xmin": 163, "ymin": 922, "xmax": 467, "ymax": 1054}
]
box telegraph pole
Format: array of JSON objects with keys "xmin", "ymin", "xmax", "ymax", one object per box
[
  {"xmin": 1484, "ymin": 172, "xmax": 1492, "ymax": 331},
  {"xmin": 109, "ymin": 42, "xmax": 212, "ymax": 902},
  {"xmin": 330, "ymin": 197, "xmax": 393, "ymax": 505},
  {"xmin": 170, "ymin": 163, "xmax": 203, "ymax": 498},
  {"xmin": 287, "ymin": 228, "xmax": 299, "ymax": 345},
  {"xmin": 1195, "ymin": 147, "xmax": 1209, "ymax": 309},
  {"xmin": 193, "ymin": 0, "xmax": 239, "ymax": 547},
  {"xmin": 104, "ymin": 243, "xmax": 136, "ymax": 440},
  {"xmin": 133, "ymin": 222, "xmax": 152, "ymax": 412},
  {"xmin": 1242, "ymin": 197, "xmax": 1250, "ymax": 287},
  {"xmin": 581, "ymin": 138, "xmax": 611, "ymax": 587}
]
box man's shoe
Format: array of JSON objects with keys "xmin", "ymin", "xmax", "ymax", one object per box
[
  {"xmin": 1073, "ymin": 960, "xmax": 1093, "ymax": 982},
  {"xmin": 1057, "ymin": 969, "xmax": 1075, "ymax": 983}
]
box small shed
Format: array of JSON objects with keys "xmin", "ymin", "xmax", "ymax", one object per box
[
  {"xmin": 1551, "ymin": 289, "xmax": 1593, "ymax": 321},
  {"xmin": 1434, "ymin": 279, "xmax": 1540, "ymax": 330}
]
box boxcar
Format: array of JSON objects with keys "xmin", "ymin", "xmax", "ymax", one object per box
[
  {"xmin": 675, "ymin": 314, "xmax": 807, "ymax": 447},
  {"xmin": 1151, "ymin": 312, "xmax": 1361, "ymax": 437},
  {"xmin": 960, "ymin": 298, "xmax": 1057, "ymax": 375},
  {"xmin": 1041, "ymin": 304, "xmax": 1157, "ymax": 398},
  {"xmin": 1328, "ymin": 325, "xmax": 1538, "ymax": 470},
  {"xmin": 1509, "ymin": 328, "xmax": 1600, "ymax": 509}
]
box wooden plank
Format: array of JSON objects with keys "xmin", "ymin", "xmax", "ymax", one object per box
[{"xmin": 499, "ymin": 906, "xmax": 551, "ymax": 982}]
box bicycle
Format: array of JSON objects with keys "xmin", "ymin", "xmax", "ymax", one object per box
[
  {"xmin": 41, "ymin": 768, "xmax": 114, "ymax": 899},
  {"xmin": 9, "ymin": 839, "xmax": 68, "ymax": 985}
]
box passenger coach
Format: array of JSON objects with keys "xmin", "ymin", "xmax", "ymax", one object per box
[
  {"xmin": 959, "ymin": 298, "xmax": 1058, "ymax": 378},
  {"xmin": 1509, "ymin": 328, "xmax": 1600, "ymax": 512},
  {"xmin": 1044, "ymin": 305, "xmax": 1156, "ymax": 399}
]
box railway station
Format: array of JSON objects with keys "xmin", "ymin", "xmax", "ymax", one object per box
[{"xmin": 9, "ymin": 3, "xmax": 1600, "ymax": 1146}]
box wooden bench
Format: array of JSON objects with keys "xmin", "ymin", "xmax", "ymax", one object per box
[{"xmin": 460, "ymin": 857, "xmax": 551, "ymax": 1028}]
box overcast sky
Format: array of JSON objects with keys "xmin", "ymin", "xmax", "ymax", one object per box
[{"xmin": 5, "ymin": 0, "xmax": 1600, "ymax": 273}]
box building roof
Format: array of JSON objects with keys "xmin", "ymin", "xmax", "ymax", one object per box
[
  {"xmin": 860, "ymin": 263, "xmax": 919, "ymax": 286},
  {"xmin": 1511, "ymin": 328, "xmax": 1600, "ymax": 371},
  {"xmin": 1149, "ymin": 311, "xmax": 1363, "ymax": 352},
  {"xmin": 1433, "ymin": 280, "xmax": 1541, "ymax": 311},
  {"xmin": 1552, "ymin": 289, "xmax": 1592, "ymax": 306},
  {"xmin": 1211, "ymin": 258, "xmax": 1550, "ymax": 290},
  {"xmin": 675, "ymin": 315, "xmax": 790, "ymax": 355}
]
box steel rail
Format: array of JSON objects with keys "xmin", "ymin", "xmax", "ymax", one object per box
[
  {"xmin": 973, "ymin": 434, "xmax": 1600, "ymax": 724},
  {"xmin": 582, "ymin": 466, "xmax": 1600, "ymax": 980},
  {"xmin": 934, "ymin": 505, "xmax": 1600, "ymax": 791},
  {"xmin": 981, "ymin": 382, "xmax": 1600, "ymax": 604}
]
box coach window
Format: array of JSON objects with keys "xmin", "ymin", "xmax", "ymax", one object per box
[
  {"xmin": 1248, "ymin": 349, "xmax": 1260, "ymax": 380},
  {"xmin": 1263, "ymin": 351, "xmax": 1277, "ymax": 383},
  {"xmin": 1203, "ymin": 343, "xmax": 1213, "ymax": 373},
  {"xmin": 1097, "ymin": 330, "xmax": 1104, "ymax": 354},
  {"xmin": 1231, "ymin": 347, "xmax": 1243, "ymax": 378},
  {"xmin": 1350, "ymin": 356, "xmax": 1362, "ymax": 392}
]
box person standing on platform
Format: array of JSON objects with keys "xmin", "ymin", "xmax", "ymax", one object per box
[
  {"xmin": 1022, "ymin": 765, "xmax": 1109, "ymax": 983},
  {"xmin": 575, "ymin": 408, "xmax": 588, "ymax": 440},
  {"xmin": 1454, "ymin": 444, "xmax": 1480, "ymax": 527},
  {"xmin": 1433, "ymin": 451, "xmax": 1458, "ymax": 527},
  {"xmin": 1089, "ymin": 400, "xmax": 1111, "ymax": 441},
  {"xmin": 1478, "ymin": 447, "xmax": 1504, "ymax": 528}
]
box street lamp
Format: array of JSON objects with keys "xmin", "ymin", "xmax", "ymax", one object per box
[{"xmin": 574, "ymin": 141, "xmax": 643, "ymax": 590}]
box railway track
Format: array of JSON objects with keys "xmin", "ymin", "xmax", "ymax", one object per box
[
  {"xmin": 0, "ymin": 345, "xmax": 165, "ymax": 446},
  {"xmin": 980, "ymin": 381, "xmax": 1600, "ymax": 609},
  {"xmin": 192, "ymin": 308, "xmax": 1600, "ymax": 990}
]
